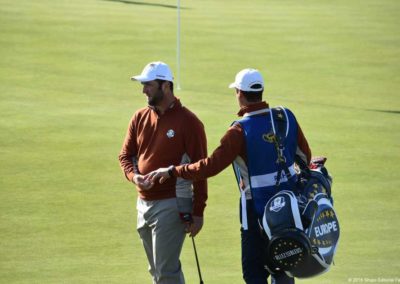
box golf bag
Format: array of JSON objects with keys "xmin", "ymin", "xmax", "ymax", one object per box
[{"xmin": 262, "ymin": 158, "xmax": 340, "ymax": 278}]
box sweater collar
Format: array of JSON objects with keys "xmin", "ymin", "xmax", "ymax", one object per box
[
  {"xmin": 237, "ymin": 101, "xmax": 269, "ymax": 117},
  {"xmin": 149, "ymin": 97, "xmax": 182, "ymax": 116}
]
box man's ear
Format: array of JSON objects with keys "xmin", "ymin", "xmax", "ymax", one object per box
[
  {"xmin": 237, "ymin": 89, "xmax": 244, "ymax": 99},
  {"xmin": 237, "ymin": 89, "xmax": 248, "ymax": 105},
  {"xmin": 161, "ymin": 81, "xmax": 171, "ymax": 93}
]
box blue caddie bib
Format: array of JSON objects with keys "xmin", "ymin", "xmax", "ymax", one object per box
[{"xmin": 233, "ymin": 107, "xmax": 299, "ymax": 217}]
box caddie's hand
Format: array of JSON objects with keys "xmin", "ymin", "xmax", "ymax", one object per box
[
  {"xmin": 187, "ymin": 216, "xmax": 204, "ymax": 238},
  {"xmin": 145, "ymin": 167, "xmax": 172, "ymax": 184},
  {"xmin": 132, "ymin": 174, "xmax": 154, "ymax": 190}
]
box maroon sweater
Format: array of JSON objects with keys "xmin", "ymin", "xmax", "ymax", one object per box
[{"xmin": 119, "ymin": 99, "xmax": 208, "ymax": 216}]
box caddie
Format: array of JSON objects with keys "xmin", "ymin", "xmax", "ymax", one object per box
[{"xmin": 146, "ymin": 68, "xmax": 312, "ymax": 284}]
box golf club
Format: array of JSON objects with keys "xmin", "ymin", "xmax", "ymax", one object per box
[{"xmin": 191, "ymin": 236, "xmax": 204, "ymax": 284}]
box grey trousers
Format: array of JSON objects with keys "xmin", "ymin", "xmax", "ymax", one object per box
[{"xmin": 137, "ymin": 197, "xmax": 186, "ymax": 284}]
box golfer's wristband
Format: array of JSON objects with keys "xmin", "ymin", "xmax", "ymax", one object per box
[{"xmin": 168, "ymin": 166, "xmax": 175, "ymax": 178}]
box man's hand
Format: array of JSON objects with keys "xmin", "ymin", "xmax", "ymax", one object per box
[
  {"xmin": 132, "ymin": 174, "xmax": 154, "ymax": 190},
  {"xmin": 184, "ymin": 216, "xmax": 204, "ymax": 238},
  {"xmin": 145, "ymin": 167, "xmax": 172, "ymax": 184}
]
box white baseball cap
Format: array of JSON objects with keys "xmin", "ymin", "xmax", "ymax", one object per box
[
  {"xmin": 228, "ymin": 68, "xmax": 264, "ymax": 91},
  {"xmin": 131, "ymin": 61, "xmax": 174, "ymax": 82}
]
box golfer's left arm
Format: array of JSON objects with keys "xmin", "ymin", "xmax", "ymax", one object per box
[{"xmin": 185, "ymin": 118, "xmax": 208, "ymax": 237}]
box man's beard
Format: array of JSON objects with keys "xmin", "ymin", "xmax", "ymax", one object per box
[{"xmin": 148, "ymin": 89, "xmax": 164, "ymax": 106}]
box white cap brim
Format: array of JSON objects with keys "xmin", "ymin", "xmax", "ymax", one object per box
[
  {"xmin": 228, "ymin": 82, "xmax": 237, "ymax": 89},
  {"xmin": 131, "ymin": 75, "xmax": 153, "ymax": 82}
]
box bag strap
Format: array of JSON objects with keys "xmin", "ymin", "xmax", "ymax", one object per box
[{"xmin": 269, "ymin": 107, "xmax": 297, "ymax": 191}]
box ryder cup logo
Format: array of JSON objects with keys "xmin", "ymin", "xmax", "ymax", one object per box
[
  {"xmin": 270, "ymin": 197, "xmax": 286, "ymax": 212},
  {"xmin": 166, "ymin": 129, "xmax": 175, "ymax": 138}
]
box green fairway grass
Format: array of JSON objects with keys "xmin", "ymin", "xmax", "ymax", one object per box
[{"xmin": 1, "ymin": 0, "xmax": 399, "ymax": 283}]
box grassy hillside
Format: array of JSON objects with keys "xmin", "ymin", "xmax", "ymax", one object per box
[{"xmin": 1, "ymin": 0, "xmax": 399, "ymax": 283}]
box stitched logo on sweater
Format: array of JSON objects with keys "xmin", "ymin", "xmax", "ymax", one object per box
[{"xmin": 166, "ymin": 129, "xmax": 175, "ymax": 138}]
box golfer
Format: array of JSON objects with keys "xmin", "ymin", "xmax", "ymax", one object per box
[
  {"xmin": 118, "ymin": 61, "xmax": 208, "ymax": 284},
  {"xmin": 146, "ymin": 68, "xmax": 312, "ymax": 284}
]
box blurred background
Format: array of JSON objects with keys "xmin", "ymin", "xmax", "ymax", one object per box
[{"xmin": 1, "ymin": 0, "xmax": 399, "ymax": 283}]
